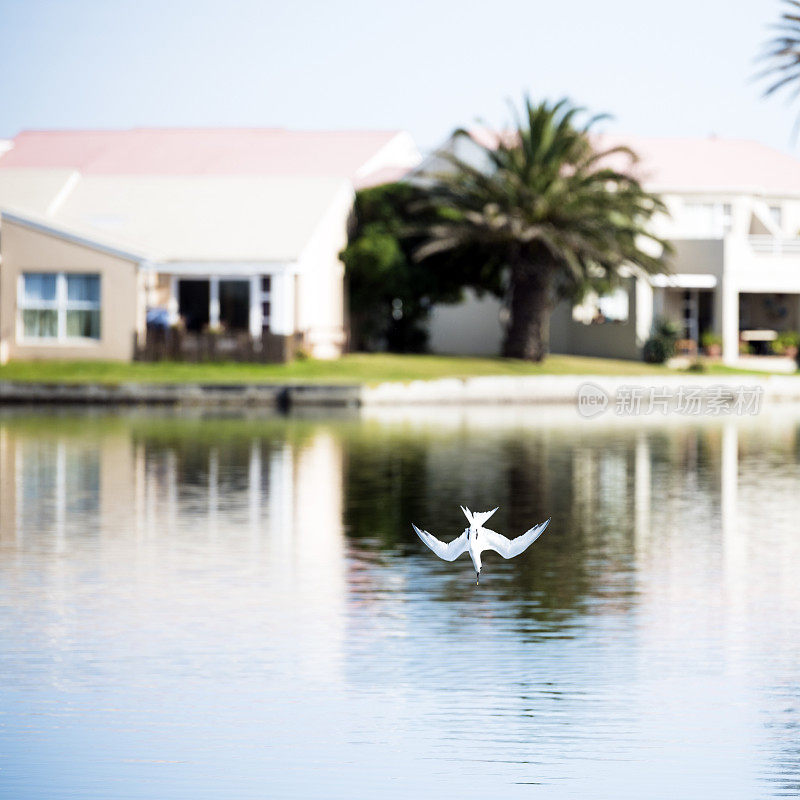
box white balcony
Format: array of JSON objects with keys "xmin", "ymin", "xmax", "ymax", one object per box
[{"xmin": 748, "ymin": 235, "xmax": 800, "ymax": 255}]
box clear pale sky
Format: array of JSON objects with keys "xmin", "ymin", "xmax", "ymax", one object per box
[{"xmin": 0, "ymin": 0, "xmax": 796, "ymax": 154}]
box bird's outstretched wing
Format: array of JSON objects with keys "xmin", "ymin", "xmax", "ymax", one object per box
[
  {"xmin": 483, "ymin": 518, "xmax": 550, "ymax": 559},
  {"xmin": 412, "ymin": 524, "xmax": 468, "ymax": 561}
]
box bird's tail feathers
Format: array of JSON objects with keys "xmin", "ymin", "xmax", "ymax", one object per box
[{"xmin": 462, "ymin": 506, "xmax": 499, "ymax": 527}]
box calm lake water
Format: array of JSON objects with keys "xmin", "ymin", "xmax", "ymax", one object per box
[{"xmin": 1, "ymin": 405, "xmax": 800, "ymax": 799}]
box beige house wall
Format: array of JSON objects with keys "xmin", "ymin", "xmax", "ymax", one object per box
[{"xmin": 0, "ymin": 219, "xmax": 142, "ymax": 361}]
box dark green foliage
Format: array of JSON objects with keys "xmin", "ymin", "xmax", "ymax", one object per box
[
  {"xmin": 643, "ymin": 318, "xmax": 680, "ymax": 364},
  {"xmin": 341, "ymin": 182, "xmax": 501, "ymax": 352},
  {"xmin": 759, "ymin": 1, "xmax": 800, "ymax": 108}
]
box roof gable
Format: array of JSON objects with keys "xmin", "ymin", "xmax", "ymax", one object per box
[{"xmin": 0, "ymin": 128, "xmax": 421, "ymax": 262}]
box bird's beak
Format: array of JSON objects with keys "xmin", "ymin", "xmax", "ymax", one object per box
[{"xmin": 476, "ymin": 571, "xmax": 480, "ymax": 586}]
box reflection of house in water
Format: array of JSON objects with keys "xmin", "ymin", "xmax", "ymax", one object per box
[
  {"xmin": 0, "ymin": 419, "xmax": 347, "ymax": 683},
  {"xmin": 0, "ymin": 426, "xmax": 108, "ymax": 546}
]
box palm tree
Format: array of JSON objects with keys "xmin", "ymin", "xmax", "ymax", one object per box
[
  {"xmin": 760, "ymin": 0, "xmax": 800, "ymax": 117},
  {"xmin": 411, "ymin": 97, "xmax": 670, "ymax": 361}
]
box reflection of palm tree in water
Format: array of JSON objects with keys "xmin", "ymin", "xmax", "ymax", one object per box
[
  {"xmin": 498, "ymin": 432, "xmax": 645, "ymax": 622},
  {"xmin": 498, "ymin": 436, "xmax": 582, "ymax": 615}
]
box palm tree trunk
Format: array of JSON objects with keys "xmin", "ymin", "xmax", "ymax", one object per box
[{"xmin": 502, "ymin": 265, "xmax": 552, "ymax": 361}]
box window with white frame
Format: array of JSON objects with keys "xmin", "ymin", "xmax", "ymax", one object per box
[
  {"xmin": 682, "ymin": 202, "xmax": 732, "ymax": 237},
  {"xmin": 572, "ymin": 288, "xmax": 629, "ymax": 324},
  {"xmin": 20, "ymin": 273, "xmax": 101, "ymax": 341}
]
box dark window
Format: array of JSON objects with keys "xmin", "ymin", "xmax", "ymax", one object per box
[
  {"xmin": 261, "ymin": 276, "xmax": 271, "ymax": 293},
  {"xmin": 219, "ymin": 280, "xmax": 250, "ymax": 331},
  {"xmin": 178, "ymin": 280, "xmax": 210, "ymax": 332}
]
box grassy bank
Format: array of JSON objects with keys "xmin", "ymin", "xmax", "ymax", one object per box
[{"xmin": 0, "ymin": 353, "xmax": 789, "ymax": 385}]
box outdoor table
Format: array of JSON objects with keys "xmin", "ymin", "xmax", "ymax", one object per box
[{"xmin": 740, "ymin": 329, "xmax": 778, "ymax": 355}]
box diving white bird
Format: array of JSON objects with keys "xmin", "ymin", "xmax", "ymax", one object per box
[{"xmin": 412, "ymin": 506, "xmax": 550, "ymax": 585}]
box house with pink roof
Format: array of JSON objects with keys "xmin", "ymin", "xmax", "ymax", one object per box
[
  {"xmin": 424, "ymin": 133, "xmax": 800, "ymax": 366},
  {"xmin": 0, "ymin": 128, "xmax": 420, "ymax": 362}
]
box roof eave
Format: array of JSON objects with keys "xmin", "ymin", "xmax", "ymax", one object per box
[{"xmin": 0, "ymin": 208, "xmax": 149, "ymax": 264}]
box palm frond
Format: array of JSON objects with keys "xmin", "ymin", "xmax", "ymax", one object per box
[{"xmin": 758, "ymin": 0, "xmax": 800, "ymax": 123}]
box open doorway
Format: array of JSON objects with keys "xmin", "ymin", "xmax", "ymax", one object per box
[
  {"xmin": 219, "ymin": 280, "xmax": 250, "ymax": 331},
  {"xmin": 178, "ymin": 280, "xmax": 210, "ymax": 332},
  {"xmin": 177, "ymin": 278, "xmax": 251, "ymax": 333}
]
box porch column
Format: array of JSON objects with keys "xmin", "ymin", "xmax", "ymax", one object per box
[
  {"xmin": 635, "ymin": 279, "xmax": 654, "ymax": 348},
  {"xmin": 209, "ymin": 277, "xmax": 220, "ymax": 328},
  {"xmin": 249, "ymin": 275, "xmax": 262, "ymax": 337},
  {"xmin": 720, "ymin": 278, "xmax": 739, "ymax": 365},
  {"xmin": 168, "ymin": 277, "xmax": 179, "ymax": 324},
  {"xmin": 652, "ymin": 286, "xmax": 664, "ymax": 321},
  {"xmin": 270, "ymin": 272, "xmax": 296, "ymax": 336}
]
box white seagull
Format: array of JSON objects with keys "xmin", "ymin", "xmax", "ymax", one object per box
[{"xmin": 412, "ymin": 506, "xmax": 550, "ymax": 585}]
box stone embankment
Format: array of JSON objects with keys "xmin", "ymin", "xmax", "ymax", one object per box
[{"xmin": 1, "ymin": 373, "xmax": 799, "ymax": 408}]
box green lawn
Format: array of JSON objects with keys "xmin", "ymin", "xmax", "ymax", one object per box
[{"xmin": 0, "ymin": 353, "xmax": 792, "ymax": 385}]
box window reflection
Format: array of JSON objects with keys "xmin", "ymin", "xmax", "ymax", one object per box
[{"xmin": 16, "ymin": 439, "xmax": 100, "ymax": 541}]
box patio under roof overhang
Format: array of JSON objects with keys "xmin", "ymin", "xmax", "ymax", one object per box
[{"xmin": 146, "ymin": 262, "xmax": 299, "ymax": 337}]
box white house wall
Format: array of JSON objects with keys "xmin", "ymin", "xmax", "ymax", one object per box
[
  {"xmin": 731, "ymin": 247, "xmax": 800, "ymax": 293},
  {"xmin": 295, "ymin": 182, "xmax": 353, "ymax": 359}
]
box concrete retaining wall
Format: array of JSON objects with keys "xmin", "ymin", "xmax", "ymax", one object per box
[
  {"xmin": 0, "ymin": 382, "xmax": 361, "ymax": 408},
  {"xmin": 361, "ymin": 374, "xmax": 800, "ymax": 405},
  {"xmin": 2, "ymin": 374, "xmax": 800, "ymax": 408}
]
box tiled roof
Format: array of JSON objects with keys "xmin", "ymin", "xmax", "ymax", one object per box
[
  {"xmin": 0, "ymin": 128, "xmax": 417, "ymax": 180},
  {"xmin": 596, "ymin": 135, "xmax": 800, "ymax": 194},
  {"xmin": 0, "ymin": 128, "xmax": 421, "ymax": 261},
  {"xmin": 463, "ymin": 129, "xmax": 800, "ymax": 195}
]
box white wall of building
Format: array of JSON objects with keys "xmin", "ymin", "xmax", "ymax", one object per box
[{"xmin": 295, "ymin": 182, "xmax": 354, "ymax": 359}]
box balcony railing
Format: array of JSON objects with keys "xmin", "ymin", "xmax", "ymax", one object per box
[{"xmin": 748, "ymin": 235, "xmax": 800, "ymax": 254}]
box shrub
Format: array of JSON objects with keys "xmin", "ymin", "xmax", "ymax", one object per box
[
  {"xmin": 772, "ymin": 331, "xmax": 800, "ymax": 355},
  {"xmin": 686, "ymin": 359, "xmax": 708, "ymax": 373},
  {"xmin": 643, "ymin": 318, "xmax": 680, "ymax": 364}
]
